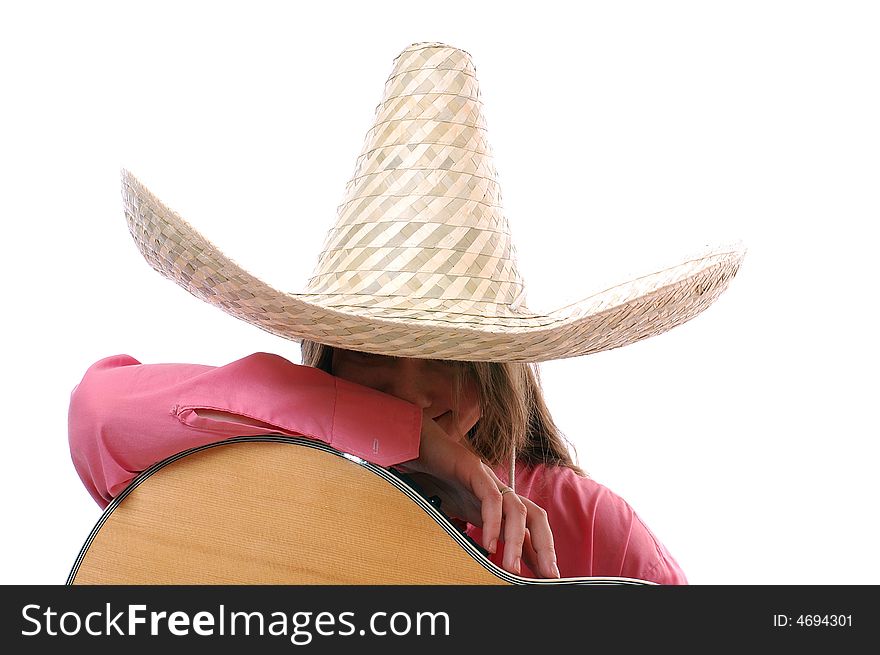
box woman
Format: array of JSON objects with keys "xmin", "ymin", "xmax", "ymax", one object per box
[
  {"xmin": 68, "ymin": 341, "xmax": 683, "ymax": 582},
  {"xmin": 69, "ymin": 42, "xmax": 744, "ymax": 584}
]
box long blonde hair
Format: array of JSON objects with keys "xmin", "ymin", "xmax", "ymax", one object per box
[{"xmin": 299, "ymin": 340, "xmax": 585, "ymax": 476}]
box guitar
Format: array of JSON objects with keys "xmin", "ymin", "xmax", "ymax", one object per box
[{"xmin": 67, "ymin": 436, "xmax": 652, "ymax": 585}]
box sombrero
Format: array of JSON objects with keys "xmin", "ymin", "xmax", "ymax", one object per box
[{"xmin": 121, "ymin": 41, "xmax": 746, "ymax": 363}]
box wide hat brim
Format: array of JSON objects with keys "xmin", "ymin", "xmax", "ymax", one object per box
[{"xmin": 122, "ymin": 170, "xmax": 745, "ymax": 363}]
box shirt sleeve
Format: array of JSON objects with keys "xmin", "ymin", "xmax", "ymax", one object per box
[{"xmin": 68, "ymin": 352, "xmax": 422, "ymax": 508}]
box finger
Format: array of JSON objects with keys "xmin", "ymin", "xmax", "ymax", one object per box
[
  {"xmin": 471, "ymin": 468, "xmax": 503, "ymax": 553},
  {"xmin": 501, "ymin": 493, "xmax": 528, "ymax": 575},
  {"xmin": 520, "ymin": 529, "xmax": 540, "ymax": 576},
  {"xmin": 519, "ymin": 528, "xmax": 557, "ymax": 580},
  {"xmin": 522, "ymin": 498, "xmax": 559, "ymax": 578}
]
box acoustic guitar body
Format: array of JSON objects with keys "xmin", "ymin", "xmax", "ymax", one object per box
[{"xmin": 68, "ymin": 437, "xmax": 648, "ymax": 585}]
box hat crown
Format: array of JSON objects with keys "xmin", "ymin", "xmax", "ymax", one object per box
[{"xmin": 306, "ymin": 42, "xmax": 529, "ymax": 315}]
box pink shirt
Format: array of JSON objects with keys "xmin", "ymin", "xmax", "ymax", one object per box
[{"xmin": 68, "ymin": 352, "xmax": 687, "ymax": 584}]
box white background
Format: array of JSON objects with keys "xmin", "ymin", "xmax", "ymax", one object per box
[{"xmin": 1, "ymin": 1, "xmax": 877, "ymax": 585}]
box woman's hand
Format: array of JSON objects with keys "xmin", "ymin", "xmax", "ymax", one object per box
[{"xmin": 398, "ymin": 411, "xmax": 560, "ymax": 579}]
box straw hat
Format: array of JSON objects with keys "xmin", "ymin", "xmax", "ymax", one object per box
[{"xmin": 121, "ymin": 41, "xmax": 746, "ymax": 363}]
